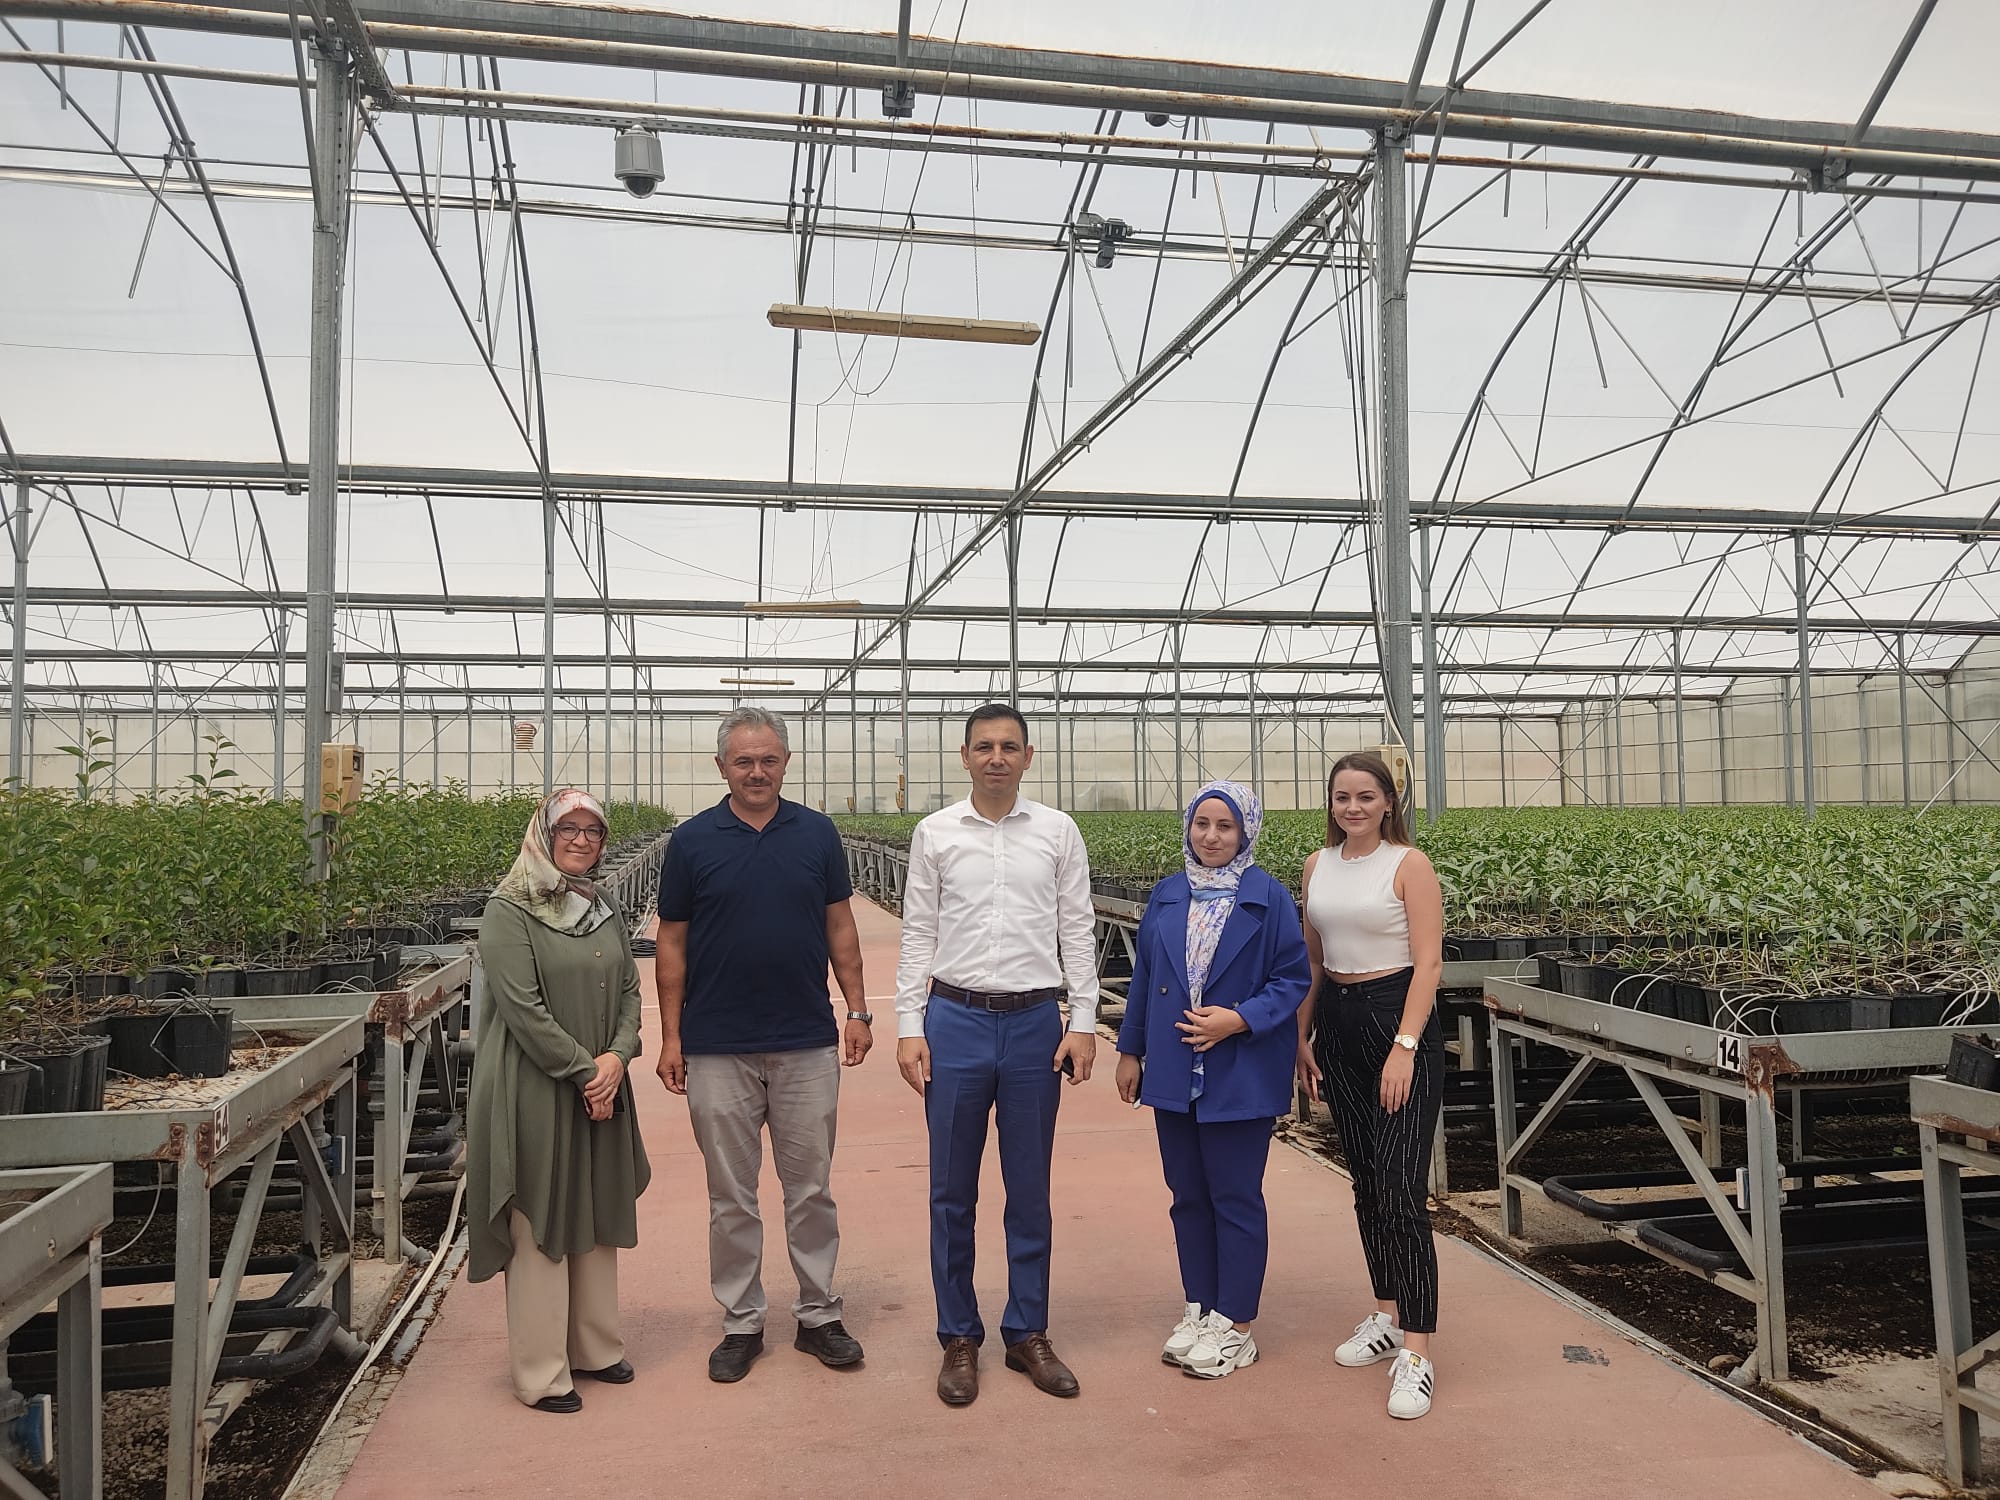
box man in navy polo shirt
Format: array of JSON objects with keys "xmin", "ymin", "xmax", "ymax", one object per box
[{"xmin": 656, "ymin": 706, "xmax": 873, "ymax": 1384}]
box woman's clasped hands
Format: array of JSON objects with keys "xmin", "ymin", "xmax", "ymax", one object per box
[{"xmin": 582, "ymin": 1052, "xmax": 625, "ymax": 1121}]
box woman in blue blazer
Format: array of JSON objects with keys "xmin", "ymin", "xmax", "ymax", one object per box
[{"xmin": 1115, "ymin": 779, "xmax": 1311, "ymax": 1380}]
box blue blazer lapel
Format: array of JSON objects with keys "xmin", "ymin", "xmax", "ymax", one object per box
[
  {"xmin": 1205, "ymin": 897, "xmax": 1266, "ymax": 995},
  {"xmin": 1152, "ymin": 878, "xmax": 1192, "ymax": 1001}
]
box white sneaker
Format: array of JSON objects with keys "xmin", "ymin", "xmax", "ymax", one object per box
[
  {"xmin": 1182, "ymin": 1312, "xmax": 1257, "ymax": 1379},
  {"xmin": 1160, "ymin": 1302, "xmax": 1206, "ymax": 1367},
  {"xmin": 1387, "ymin": 1349, "xmax": 1434, "ymax": 1419},
  {"xmin": 1333, "ymin": 1311, "xmax": 1404, "ymax": 1367}
]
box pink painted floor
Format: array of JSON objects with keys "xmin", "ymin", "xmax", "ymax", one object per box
[{"xmin": 338, "ymin": 899, "xmax": 1879, "ymax": 1500}]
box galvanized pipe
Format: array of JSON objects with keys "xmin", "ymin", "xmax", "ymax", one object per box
[
  {"xmin": 17, "ymin": 0, "xmax": 2000, "ymax": 180},
  {"xmin": 1418, "ymin": 523, "xmax": 1443, "ymax": 821},
  {"xmin": 1793, "ymin": 532, "xmax": 1816, "ymax": 818},
  {"xmin": 8, "ymin": 475, "xmax": 26, "ymax": 786},
  {"xmin": 304, "ymin": 47, "xmax": 353, "ymax": 875},
  {"xmin": 1376, "ymin": 131, "xmax": 1415, "ymax": 810}
]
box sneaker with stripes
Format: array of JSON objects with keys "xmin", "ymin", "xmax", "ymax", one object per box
[
  {"xmin": 1387, "ymin": 1349, "xmax": 1434, "ymax": 1419},
  {"xmin": 1333, "ymin": 1311, "xmax": 1404, "ymax": 1367},
  {"xmin": 1182, "ymin": 1313, "xmax": 1257, "ymax": 1380}
]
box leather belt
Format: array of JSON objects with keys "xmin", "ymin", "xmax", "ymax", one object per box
[{"xmin": 931, "ymin": 980, "xmax": 1065, "ymax": 1013}]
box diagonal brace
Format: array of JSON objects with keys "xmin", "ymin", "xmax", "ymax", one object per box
[{"xmin": 1628, "ymin": 1068, "xmax": 1760, "ymax": 1274}]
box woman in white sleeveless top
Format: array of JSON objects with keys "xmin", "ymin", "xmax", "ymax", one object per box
[{"xmin": 1295, "ymin": 752, "xmax": 1446, "ymax": 1420}]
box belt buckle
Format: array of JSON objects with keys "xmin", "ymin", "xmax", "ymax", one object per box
[{"xmin": 982, "ymin": 992, "xmax": 1013, "ymax": 1012}]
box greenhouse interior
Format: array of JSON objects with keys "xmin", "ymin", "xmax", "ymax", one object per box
[{"xmin": 1, "ymin": 2, "xmax": 1998, "ymax": 1498}]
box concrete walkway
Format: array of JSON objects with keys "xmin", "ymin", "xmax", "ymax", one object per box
[{"xmin": 338, "ymin": 899, "xmax": 1882, "ymax": 1499}]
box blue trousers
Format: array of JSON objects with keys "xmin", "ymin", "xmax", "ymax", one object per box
[
  {"xmin": 923, "ymin": 997, "xmax": 1063, "ymax": 1347},
  {"xmin": 1153, "ymin": 1106, "xmax": 1274, "ymax": 1324}
]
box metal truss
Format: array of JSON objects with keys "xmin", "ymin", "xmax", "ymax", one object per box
[{"xmin": 3, "ymin": 0, "xmax": 1999, "ymax": 816}]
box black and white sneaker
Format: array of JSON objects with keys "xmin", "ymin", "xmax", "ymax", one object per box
[
  {"xmin": 1387, "ymin": 1350, "xmax": 1434, "ymax": 1419},
  {"xmin": 1333, "ymin": 1311, "xmax": 1404, "ymax": 1367}
]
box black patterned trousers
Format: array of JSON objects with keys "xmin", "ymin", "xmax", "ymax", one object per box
[{"xmin": 1315, "ymin": 967, "xmax": 1443, "ymax": 1334}]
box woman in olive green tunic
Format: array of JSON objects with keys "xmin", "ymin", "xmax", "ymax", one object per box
[{"xmin": 468, "ymin": 788, "xmax": 651, "ymax": 1412}]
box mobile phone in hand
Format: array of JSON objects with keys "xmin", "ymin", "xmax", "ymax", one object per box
[{"xmin": 1060, "ymin": 1054, "xmax": 1075, "ymax": 1078}]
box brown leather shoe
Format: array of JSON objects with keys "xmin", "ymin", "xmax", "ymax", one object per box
[
  {"xmin": 937, "ymin": 1337, "xmax": 979, "ymax": 1406},
  {"xmin": 1004, "ymin": 1333, "xmax": 1080, "ymax": 1398}
]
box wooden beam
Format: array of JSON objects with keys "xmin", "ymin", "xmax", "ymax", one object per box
[{"xmin": 766, "ymin": 303, "xmax": 1041, "ymax": 345}]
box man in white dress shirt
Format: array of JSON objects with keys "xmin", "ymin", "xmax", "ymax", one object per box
[{"xmin": 894, "ymin": 703, "xmax": 1099, "ymax": 1407}]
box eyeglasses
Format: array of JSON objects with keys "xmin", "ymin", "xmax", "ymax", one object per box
[{"xmin": 554, "ymin": 825, "xmax": 607, "ymax": 844}]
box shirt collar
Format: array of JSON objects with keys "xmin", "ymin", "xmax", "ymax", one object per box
[
  {"xmin": 714, "ymin": 794, "xmax": 797, "ymax": 830},
  {"xmin": 958, "ymin": 794, "xmax": 1030, "ymax": 827}
]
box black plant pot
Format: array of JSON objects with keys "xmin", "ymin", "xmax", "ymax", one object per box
[
  {"xmin": 1609, "ymin": 969, "xmax": 1677, "ymax": 1017},
  {"xmin": 1945, "ymin": 1033, "xmax": 2000, "ymax": 1090},
  {"xmin": 1888, "ymin": 991, "xmax": 1950, "ymax": 1030},
  {"xmin": 1669, "ymin": 980, "xmax": 1712, "ymax": 1026},
  {"xmin": 16, "ymin": 1034, "xmax": 111, "ymax": 1113},
  {"xmin": 106, "ymin": 1010, "xmax": 177, "ymax": 1078},
  {"xmin": 76, "ymin": 971, "xmax": 132, "ymax": 1001},
  {"xmin": 373, "ymin": 943, "xmax": 405, "ymax": 987},
  {"xmin": 1450, "ymin": 937, "xmax": 1499, "ymax": 962},
  {"xmin": 171, "ymin": 1009, "xmax": 234, "ymax": 1078},
  {"xmin": 316, "ymin": 956, "xmax": 376, "ymax": 993},
  {"xmin": 1554, "ymin": 958, "xmax": 1597, "ymax": 999},
  {"xmin": 1492, "ymin": 937, "xmax": 1531, "ymax": 960},
  {"xmin": 1776, "ymin": 995, "xmax": 1893, "ymax": 1035},
  {"xmin": 1525, "ymin": 935, "xmax": 1572, "ymax": 955},
  {"xmin": 1536, "ymin": 952, "xmax": 1572, "ymax": 992},
  {"xmin": 198, "ymin": 967, "xmax": 245, "ymax": 1000},
  {"xmin": 0, "ymin": 1060, "xmax": 30, "ymax": 1115},
  {"xmin": 136, "ymin": 967, "xmax": 197, "ymax": 1000},
  {"xmin": 1706, "ymin": 987, "xmax": 1780, "ymax": 1037},
  {"xmin": 106, "ymin": 1007, "xmax": 235, "ymax": 1078},
  {"xmin": 244, "ymin": 964, "xmax": 318, "ymax": 997}
]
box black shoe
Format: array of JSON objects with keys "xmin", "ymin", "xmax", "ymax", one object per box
[
  {"xmin": 794, "ymin": 1320, "xmax": 864, "ymax": 1368},
  {"xmin": 532, "ymin": 1391, "xmax": 582, "ymax": 1413},
  {"xmin": 576, "ymin": 1359, "xmax": 634, "ymax": 1385},
  {"xmin": 708, "ymin": 1332, "xmax": 765, "ymax": 1383}
]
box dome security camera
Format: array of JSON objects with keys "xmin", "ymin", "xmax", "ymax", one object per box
[{"xmin": 614, "ymin": 127, "xmax": 664, "ymax": 198}]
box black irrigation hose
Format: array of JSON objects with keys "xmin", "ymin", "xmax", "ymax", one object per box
[
  {"xmin": 87, "ymin": 1306, "xmax": 343, "ymax": 1392},
  {"xmin": 9, "ymin": 1252, "xmax": 320, "ymax": 1356}
]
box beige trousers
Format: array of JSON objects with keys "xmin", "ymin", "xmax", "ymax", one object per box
[
  {"xmin": 503, "ymin": 1208, "xmax": 624, "ymax": 1405},
  {"xmin": 684, "ymin": 1047, "xmax": 842, "ymax": 1334}
]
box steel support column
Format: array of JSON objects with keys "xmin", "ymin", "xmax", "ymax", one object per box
[
  {"xmin": 602, "ymin": 604, "xmax": 614, "ymax": 807},
  {"xmin": 1857, "ymin": 677, "xmax": 1872, "ymax": 805},
  {"xmin": 1793, "ymin": 533, "xmax": 1816, "ymax": 818},
  {"xmin": 1897, "ymin": 634, "xmax": 1912, "ymax": 805},
  {"xmin": 1005, "ymin": 515, "xmax": 1022, "ymax": 704},
  {"xmin": 1780, "ymin": 677, "xmax": 1796, "ymax": 807},
  {"xmin": 1671, "ymin": 627, "xmax": 1686, "ymax": 812},
  {"xmin": 1172, "ymin": 626, "xmax": 1185, "ymax": 808},
  {"xmin": 1418, "ymin": 524, "xmax": 1443, "ymax": 821},
  {"xmin": 898, "ymin": 620, "xmax": 910, "ymax": 811},
  {"xmin": 540, "ymin": 495, "xmax": 555, "ymax": 796},
  {"xmin": 271, "ymin": 615, "xmax": 288, "ymax": 798},
  {"xmin": 1376, "ymin": 131, "xmax": 1415, "ymax": 817},
  {"xmin": 305, "ymin": 46, "xmax": 354, "ymax": 876},
  {"xmin": 8, "ymin": 475, "xmax": 27, "ymax": 786}
]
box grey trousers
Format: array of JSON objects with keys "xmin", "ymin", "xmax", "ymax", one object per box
[{"xmin": 684, "ymin": 1047, "xmax": 844, "ymax": 1334}]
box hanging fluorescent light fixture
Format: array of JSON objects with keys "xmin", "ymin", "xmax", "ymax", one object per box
[
  {"xmin": 767, "ymin": 304, "xmax": 1041, "ymax": 346},
  {"xmin": 721, "ymin": 677, "xmax": 797, "ymax": 687}
]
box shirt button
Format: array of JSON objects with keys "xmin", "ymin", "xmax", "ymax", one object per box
[
  {"xmin": 1160, "ymin": 986, "xmax": 1168, "ymax": 994},
  {"xmin": 595, "ymin": 950, "xmax": 603, "ymax": 957}
]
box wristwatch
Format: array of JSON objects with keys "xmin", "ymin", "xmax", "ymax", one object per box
[
  {"xmin": 847, "ymin": 1011, "xmax": 874, "ymax": 1026},
  {"xmin": 1394, "ymin": 1032, "xmax": 1419, "ymax": 1051}
]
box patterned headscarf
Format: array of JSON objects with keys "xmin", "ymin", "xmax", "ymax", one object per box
[
  {"xmin": 1183, "ymin": 779, "xmax": 1263, "ymax": 1003},
  {"xmin": 1182, "ymin": 780, "xmax": 1262, "ymax": 1101},
  {"xmin": 492, "ymin": 788, "xmax": 610, "ymax": 932}
]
